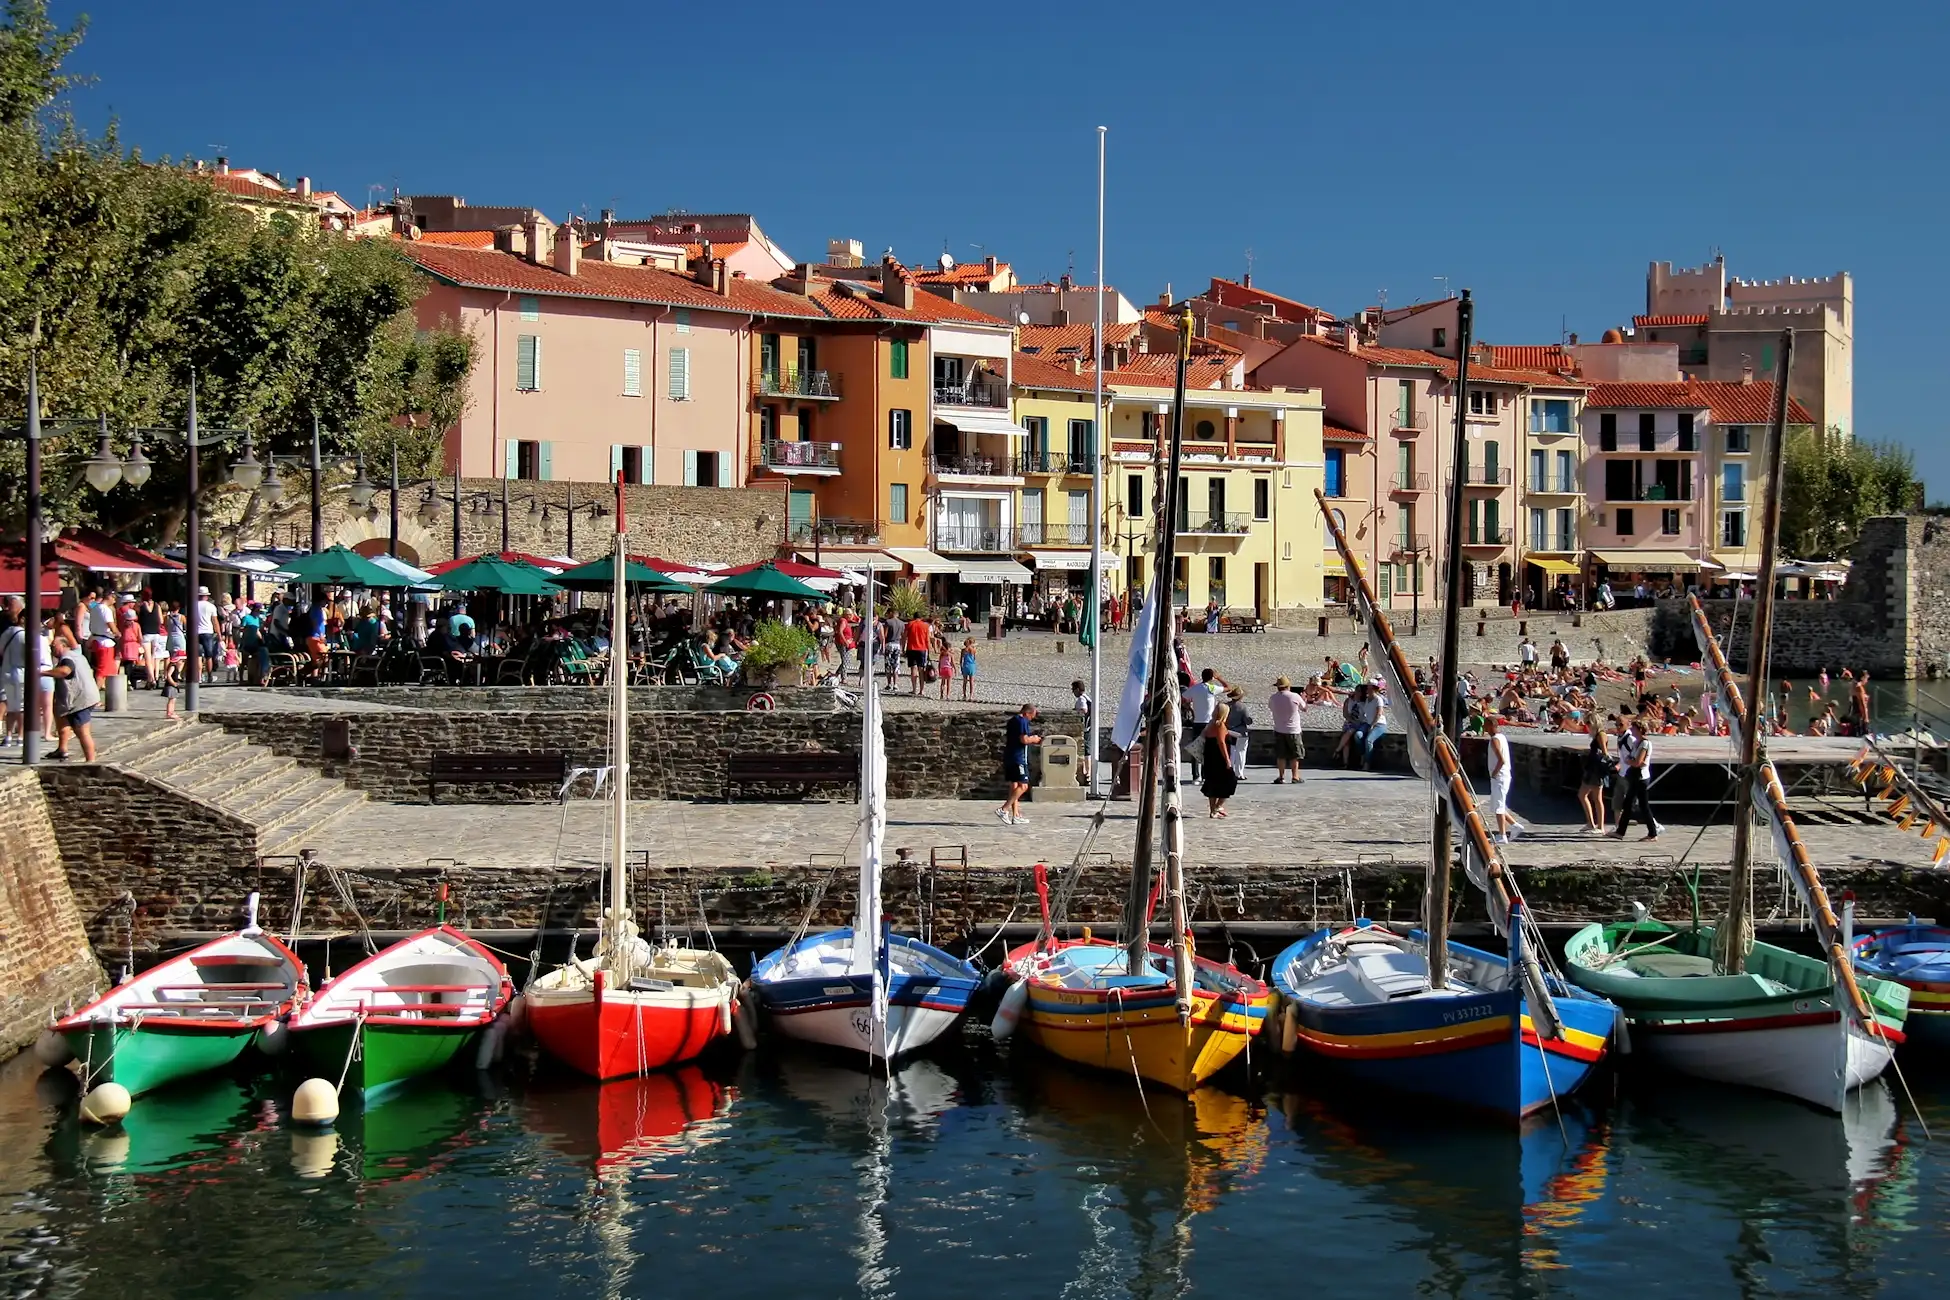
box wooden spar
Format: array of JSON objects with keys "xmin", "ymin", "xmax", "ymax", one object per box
[
  {"xmin": 1429, "ymin": 289, "xmax": 1477, "ymax": 990},
  {"xmin": 1315, "ymin": 488, "xmax": 1562, "ymax": 1037},
  {"xmin": 1722, "ymin": 328, "xmax": 1794, "ymax": 975},
  {"xmin": 1686, "ymin": 596, "xmax": 1877, "ymax": 1027},
  {"xmin": 1163, "ymin": 309, "xmax": 1197, "ymax": 1015},
  {"xmin": 606, "ymin": 471, "xmax": 630, "ymax": 976}
]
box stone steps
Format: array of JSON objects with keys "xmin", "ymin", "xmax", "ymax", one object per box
[{"xmin": 108, "ymin": 717, "xmax": 367, "ymax": 864}]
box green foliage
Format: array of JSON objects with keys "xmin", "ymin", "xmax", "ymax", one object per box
[
  {"xmin": 1779, "ymin": 427, "xmax": 1923, "ymax": 560},
  {"xmin": 738, "ymin": 620, "xmax": 816, "ymax": 674},
  {"xmin": 886, "ymin": 581, "xmax": 930, "ymax": 620},
  {"xmin": 0, "ymin": 1, "xmax": 474, "ymax": 542}
]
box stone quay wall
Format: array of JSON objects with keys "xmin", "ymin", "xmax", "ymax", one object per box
[
  {"xmin": 201, "ymin": 706, "xmax": 1085, "ymax": 804},
  {"xmin": 273, "ymin": 685, "xmax": 845, "ymax": 713},
  {"xmin": 0, "ymin": 772, "xmax": 103, "ymax": 1051}
]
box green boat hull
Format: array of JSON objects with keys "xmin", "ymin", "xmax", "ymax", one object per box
[
  {"xmin": 291, "ymin": 1019, "xmax": 483, "ymax": 1097},
  {"xmin": 64, "ymin": 1021, "xmax": 258, "ymax": 1098}
]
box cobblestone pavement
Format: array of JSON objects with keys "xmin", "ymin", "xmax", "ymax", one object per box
[{"xmin": 304, "ymin": 764, "xmax": 1932, "ymax": 876}]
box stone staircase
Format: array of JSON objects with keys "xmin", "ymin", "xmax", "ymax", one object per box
[{"xmin": 104, "ymin": 717, "xmax": 367, "ymax": 859}]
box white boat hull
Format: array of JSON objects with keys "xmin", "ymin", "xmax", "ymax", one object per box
[
  {"xmin": 770, "ymin": 1001, "xmax": 965, "ymax": 1060},
  {"xmin": 1637, "ymin": 1012, "xmax": 1895, "ymax": 1113}
]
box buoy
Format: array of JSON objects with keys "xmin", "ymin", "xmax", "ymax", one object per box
[
  {"xmin": 292, "ymin": 1077, "xmax": 340, "ymax": 1127},
  {"xmin": 990, "ymin": 979, "xmax": 1028, "ymax": 1041},
  {"xmin": 720, "ymin": 993, "xmax": 735, "ymax": 1038},
  {"xmin": 506, "ymin": 994, "xmax": 529, "ymax": 1040},
  {"xmin": 733, "ymin": 987, "xmax": 760, "ymax": 1051},
  {"xmin": 291, "ymin": 1130, "xmax": 340, "ymax": 1179},
  {"xmin": 474, "ymin": 1016, "xmax": 509, "ymax": 1071},
  {"xmin": 255, "ymin": 1019, "xmax": 287, "ymax": 1058},
  {"xmin": 79, "ymin": 1082, "xmax": 131, "ymax": 1126},
  {"xmin": 33, "ymin": 1028, "xmax": 73, "ymax": 1068}
]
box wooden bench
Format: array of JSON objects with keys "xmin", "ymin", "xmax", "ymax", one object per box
[
  {"xmin": 428, "ymin": 752, "xmax": 570, "ymax": 803},
  {"xmin": 1220, "ymin": 613, "xmax": 1267, "ymax": 634},
  {"xmin": 725, "ymin": 751, "xmax": 858, "ymax": 802}
]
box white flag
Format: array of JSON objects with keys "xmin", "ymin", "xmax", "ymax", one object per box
[{"xmin": 1111, "ymin": 585, "xmax": 1160, "ymax": 752}]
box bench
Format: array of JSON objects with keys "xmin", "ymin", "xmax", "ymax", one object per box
[
  {"xmin": 1220, "ymin": 614, "xmax": 1267, "ymax": 634},
  {"xmin": 428, "ymin": 752, "xmax": 570, "ymax": 803},
  {"xmin": 725, "ymin": 751, "xmax": 858, "ymax": 802}
]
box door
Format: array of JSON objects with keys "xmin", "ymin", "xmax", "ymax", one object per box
[
  {"xmin": 788, "ymin": 489, "xmax": 815, "ymax": 542},
  {"xmin": 1207, "ymin": 477, "xmax": 1226, "ymax": 530},
  {"xmin": 797, "ymin": 336, "xmax": 816, "ymax": 381},
  {"xmin": 1530, "ymin": 449, "xmax": 1546, "ymax": 493},
  {"xmin": 1254, "ymin": 562, "xmax": 1270, "ymax": 620},
  {"xmin": 760, "ymin": 334, "xmax": 779, "ymax": 388}
]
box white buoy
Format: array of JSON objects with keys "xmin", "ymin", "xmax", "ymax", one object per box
[
  {"xmin": 291, "ymin": 1130, "xmax": 340, "ymax": 1179},
  {"xmin": 79, "ymin": 1082, "xmax": 131, "ymax": 1126},
  {"xmin": 291, "ymin": 1077, "xmax": 339, "ymax": 1127},
  {"xmin": 32, "ymin": 1028, "xmax": 73, "ymax": 1068},
  {"xmin": 733, "ymin": 987, "xmax": 760, "ymax": 1051},
  {"xmin": 255, "ymin": 1019, "xmax": 287, "ymax": 1058},
  {"xmin": 506, "ymin": 994, "xmax": 529, "ymax": 1040},
  {"xmin": 990, "ymin": 980, "xmax": 1028, "ymax": 1041}
]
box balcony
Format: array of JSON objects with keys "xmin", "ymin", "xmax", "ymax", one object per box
[
  {"xmin": 1021, "ymin": 521, "xmax": 1098, "ymax": 546},
  {"xmin": 1528, "ymin": 534, "xmax": 1579, "ymax": 554},
  {"xmin": 1389, "ymin": 411, "xmax": 1426, "ymax": 437},
  {"xmin": 934, "ymin": 373, "xmax": 1009, "ymax": 409},
  {"xmin": 1464, "ymin": 467, "xmax": 1513, "ymax": 487},
  {"xmin": 1390, "ymin": 533, "xmax": 1431, "ymax": 557},
  {"xmin": 1462, "ymin": 528, "xmax": 1514, "ymax": 547},
  {"xmin": 1017, "ymin": 450, "xmax": 1086, "ymax": 475},
  {"xmin": 755, "ymin": 367, "xmax": 841, "ymax": 401},
  {"xmin": 1526, "ymin": 474, "xmax": 1581, "ymax": 494},
  {"xmin": 1390, "ymin": 471, "xmax": 1430, "ymax": 494},
  {"xmin": 1177, "ymin": 511, "xmax": 1252, "ymax": 537},
  {"xmin": 935, "ymin": 523, "xmax": 1018, "ymax": 553},
  {"xmin": 1602, "ymin": 483, "xmax": 1694, "ymax": 504},
  {"xmin": 760, "ymin": 439, "xmax": 842, "ymax": 475},
  {"xmin": 789, "ymin": 516, "xmax": 882, "ymax": 546},
  {"xmin": 930, "ymin": 453, "xmax": 1021, "ymax": 481}
]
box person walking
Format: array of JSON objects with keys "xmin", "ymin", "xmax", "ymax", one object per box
[
  {"xmin": 1485, "ymin": 715, "xmax": 1517, "ymax": 842},
  {"xmin": 1201, "ymin": 702, "xmax": 1238, "ymax": 817},
  {"xmin": 1267, "ymin": 676, "xmax": 1304, "ymax": 784},
  {"xmin": 43, "ymin": 630, "xmax": 101, "ymax": 761},
  {"xmin": 1579, "ymin": 724, "xmax": 1614, "ymax": 832},
  {"xmin": 136, "ymin": 590, "xmax": 164, "ymax": 684},
  {"xmin": 1223, "ymin": 686, "xmax": 1252, "ymax": 780},
  {"xmin": 1518, "ymin": 636, "xmax": 1538, "ymax": 672},
  {"xmin": 193, "ymin": 585, "xmax": 220, "ymax": 684},
  {"xmin": 996, "ymin": 703, "xmax": 1043, "ymax": 825},
  {"xmin": 903, "ymin": 611, "xmax": 932, "ymax": 695},
  {"xmin": 1181, "ymin": 668, "xmax": 1226, "ymax": 778},
  {"xmin": 0, "ymin": 598, "xmax": 24, "ymax": 748},
  {"xmin": 1611, "ymin": 719, "xmax": 1661, "ymax": 840}
]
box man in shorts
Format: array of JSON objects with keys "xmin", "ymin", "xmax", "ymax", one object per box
[
  {"xmin": 1266, "ymin": 675, "xmax": 1305, "ymax": 784},
  {"xmin": 903, "ymin": 612, "xmax": 933, "ymax": 695},
  {"xmin": 44, "ymin": 630, "xmax": 101, "ymax": 761},
  {"xmin": 995, "ymin": 703, "xmax": 1043, "ymax": 825}
]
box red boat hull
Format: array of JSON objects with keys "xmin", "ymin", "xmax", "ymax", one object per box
[{"xmin": 529, "ymin": 991, "xmax": 729, "ymax": 1080}]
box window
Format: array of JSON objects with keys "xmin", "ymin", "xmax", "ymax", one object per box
[
  {"xmin": 1207, "ymin": 477, "xmax": 1226, "ymax": 524},
  {"xmin": 683, "ymin": 450, "xmax": 724, "ymax": 487},
  {"xmin": 1605, "ymin": 459, "xmax": 1636, "ymax": 502},
  {"xmin": 1141, "ymin": 411, "xmax": 1160, "ymax": 441},
  {"xmin": 1722, "ymin": 511, "xmax": 1747, "ymax": 548},
  {"xmin": 1676, "ymin": 411, "xmax": 1696, "ymax": 451},
  {"xmin": 1397, "ymin": 380, "xmax": 1413, "ymax": 428},
  {"xmin": 1194, "ymin": 419, "xmax": 1217, "ymax": 441},
  {"xmin": 796, "ymin": 409, "xmax": 813, "ymax": 442},
  {"xmin": 1253, "ymin": 477, "xmax": 1270, "ymax": 520},
  {"xmin": 760, "ymin": 334, "xmax": 780, "ymax": 385},
  {"xmin": 667, "ymin": 347, "xmax": 690, "ymax": 400},
  {"xmin": 1599, "ymin": 412, "xmax": 1618, "ymax": 451},
  {"xmin": 889, "ymin": 339, "xmax": 909, "ymax": 380},
  {"xmin": 1469, "ymin": 389, "xmax": 1494, "ymax": 416},
  {"xmin": 1068, "ymin": 490, "xmax": 1090, "ymax": 541},
  {"xmin": 1638, "ymin": 412, "xmax": 1656, "ymax": 450},
  {"xmin": 1432, "ymin": 327, "xmax": 1446, "ymax": 349},
  {"xmin": 1529, "ymin": 398, "xmax": 1573, "ymax": 434},
  {"xmin": 889, "ymin": 482, "xmax": 909, "ymax": 524},
  {"xmin": 1068, "ymin": 418, "xmax": 1095, "ymax": 462},
  {"xmin": 519, "ymin": 296, "xmax": 539, "ymax": 322},
  {"xmin": 622, "ymin": 348, "xmax": 642, "ymax": 397},
  {"xmin": 1172, "ymin": 557, "xmax": 1189, "ymax": 606},
  {"xmin": 1022, "ymin": 416, "xmax": 1048, "ymax": 464},
  {"xmin": 934, "ymin": 355, "xmax": 964, "ymax": 388},
  {"xmin": 758, "ymin": 406, "xmax": 776, "ymax": 445},
  {"xmin": 1127, "ymin": 473, "xmax": 1144, "ymax": 520},
  {"xmin": 1530, "ymin": 508, "xmax": 1547, "ymax": 550},
  {"xmin": 516, "ymin": 335, "xmax": 541, "ymax": 391},
  {"xmin": 1555, "ymin": 508, "xmax": 1573, "ymax": 550},
  {"xmin": 1723, "ymin": 463, "xmax": 1744, "ymax": 503},
  {"xmin": 797, "ymin": 335, "xmax": 816, "ymax": 375},
  {"xmin": 1616, "ymin": 507, "xmax": 1635, "ymax": 537},
  {"xmin": 1325, "ymin": 448, "xmax": 1346, "ymax": 498},
  {"xmin": 511, "ymin": 440, "xmax": 545, "ymax": 480},
  {"xmin": 674, "ymin": 309, "xmax": 691, "ymax": 335},
  {"xmin": 620, "ymin": 446, "xmax": 645, "ymax": 485},
  {"xmin": 1725, "ymin": 425, "xmax": 1750, "ymax": 453},
  {"xmin": 1020, "ymin": 492, "xmax": 1043, "ymax": 543},
  {"xmin": 888, "ymin": 409, "xmax": 913, "ymax": 450},
  {"xmin": 1208, "ymin": 557, "xmax": 1227, "ymax": 607},
  {"xmin": 1661, "ymin": 507, "xmax": 1680, "ymax": 536},
  {"xmin": 1529, "ymin": 448, "xmax": 1547, "ymax": 492},
  {"xmin": 1555, "ymin": 449, "xmax": 1574, "ymax": 490}
]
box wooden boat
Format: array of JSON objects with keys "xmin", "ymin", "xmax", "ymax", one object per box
[
  {"xmin": 528, "ymin": 486, "xmax": 740, "ymax": 1079},
  {"xmin": 288, "ymin": 924, "xmax": 512, "ymax": 1098},
  {"xmin": 1852, "ymin": 922, "xmax": 1950, "ymax": 1046},
  {"xmin": 1565, "ymin": 341, "xmax": 1907, "ymax": 1111},
  {"xmin": 524, "ymin": 1066, "xmax": 734, "ymax": 1173},
  {"xmin": 56, "ymin": 894, "xmax": 304, "ymax": 1099},
  {"xmin": 751, "ymin": 567, "xmax": 979, "ymax": 1060}
]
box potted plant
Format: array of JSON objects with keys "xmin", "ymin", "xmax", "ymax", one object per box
[{"xmin": 739, "ymin": 619, "xmax": 817, "ymax": 687}]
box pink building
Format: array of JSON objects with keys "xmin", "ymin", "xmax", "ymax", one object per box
[{"xmin": 404, "ymin": 226, "xmax": 825, "ymax": 487}]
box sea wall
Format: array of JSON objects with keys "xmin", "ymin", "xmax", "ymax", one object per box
[{"xmin": 0, "ymin": 771, "xmax": 102, "ymax": 1052}]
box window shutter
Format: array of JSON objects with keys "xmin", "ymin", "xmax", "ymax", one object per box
[
  {"xmin": 675, "ymin": 309, "xmax": 691, "ymax": 335},
  {"xmin": 610, "ymin": 446, "xmax": 624, "ymax": 481},
  {"xmin": 516, "ymin": 335, "xmax": 539, "ymax": 390},
  {"xmin": 641, "ymin": 444, "xmax": 655, "ymax": 485},
  {"xmin": 504, "ymin": 440, "xmax": 520, "ymax": 479},
  {"xmin": 520, "ymin": 296, "xmax": 539, "ymax": 321},
  {"xmin": 683, "ymin": 449, "xmax": 699, "ymax": 486},
  {"xmin": 717, "ymin": 455, "xmax": 733, "ymax": 488},
  {"xmin": 668, "ymin": 348, "xmax": 690, "ymax": 400},
  {"xmin": 537, "ymin": 441, "xmax": 553, "ymax": 481},
  {"xmin": 623, "ymin": 348, "xmax": 642, "ymax": 397}
]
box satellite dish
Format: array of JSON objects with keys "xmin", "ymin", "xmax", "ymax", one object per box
[
  {"xmin": 1018, "ymin": 312, "xmax": 1031, "ymax": 325},
  {"xmin": 939, "ymin": 252, "xmax": 956, "ymax": 271}
]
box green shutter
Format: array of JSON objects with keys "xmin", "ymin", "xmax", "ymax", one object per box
[
  {"xmin": 669, "ymin": 347, "xmax": 689, "ymax": 400},
  {"xmin": 516, "ymin": 335, "xmax": 540, "ymax": 390},
  {"xmin": 610, "ymin": 446, "xmax": 624, "ymax": 481},
  {"xmin": 641, "ymin": 444, "xmax": 655, "ymax": 485},
  {"xmin": 683, "ymin": 450, "xmax": 699, "ymax": 486},
  {"xmin": 504, "ymin": 440, "xmax": 520, "ymax": 479},
  {"xmin": 717, "ymin": 454, "xmax": 732, "ymax": 488},
  {"xmin": 623, "ymin": 348, "xmax": 642, "ymax": 396},
  {"xmin": 537, "ymin": 441, "xmax": 553, "ymax": 481},
  {"xmin": 890, "ymin": 339, "xmax": 908, "ymax": 379}
]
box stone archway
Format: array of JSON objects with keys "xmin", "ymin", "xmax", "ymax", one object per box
[{"xmin": 333, "ymin": 514, "xmax": 439, "ymax": 568}]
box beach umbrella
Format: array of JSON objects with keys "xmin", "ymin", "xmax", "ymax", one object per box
[
  {"xmin": 552, "ymin": 554, "xmax": 694, "ymax": 594},
  {"xmin": 703, "ymin": 561, "xmax": 829, "ymax": 603},
  {"xmin": 713, "ymin": 558, "xmax": 847, "ymax": 581},
  {"xmin": 424, "ymin": 551, "xmax": 564, "ymax": 576},
  {"xmin": 425, "ymin": 555, "xmax": 561, "ymax": 595},
  {"xmin": 276, "ymin": 544, "xmax": 417, "ymax": 588},
  {"xmin": 366, "ymin": 554, "xmax": 438, "ymax": 588}
]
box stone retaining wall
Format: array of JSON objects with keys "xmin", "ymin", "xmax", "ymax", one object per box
[
  {"xmin": 0, "ymin": 772, "xmax": 103, "ymax": 1050},
  {"xmin": 266, "ymin": 685, "xmax": 844, "ymax": 712}
]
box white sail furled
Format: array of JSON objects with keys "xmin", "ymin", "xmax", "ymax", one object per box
[
  {"xmin": 849, "ymin": 577, "xmax": 890, "ymax": 1051},
  {"xmin": 1110, "ymin": 580, "xmax": 1160, "ymax": 752},
  {"xmin": 1366, "ymin": 618, "xmax": 1431, "ymax": 780}
]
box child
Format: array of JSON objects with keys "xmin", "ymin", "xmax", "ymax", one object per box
[
  {"xmin": 960, "ymin": 638, "xmax": 978, "ymax": 702},
  {"xmin": 936, "ymin": 630, "xmax": 954, "ymax": 701},
  {"xmin": 161, "ymin": 652, "xmax": 183, "ymax": 721}
]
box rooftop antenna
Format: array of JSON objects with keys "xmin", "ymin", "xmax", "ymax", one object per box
[
  {"xmin": 1434, "ymin": 275, "xmax": 1452, "ymax": 301},
  {"xmin": 1377, "ymin": 288, "xmax": 1388, "ymax": 313},
  {"xmin": 1244, "ymin": 247, "xmax": 1256, "ymax": 284}
]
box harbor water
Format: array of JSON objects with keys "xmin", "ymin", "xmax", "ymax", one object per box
[{"xmin": 0, "ymin": 1044, "xmax": 1944, "ymax": 1299}]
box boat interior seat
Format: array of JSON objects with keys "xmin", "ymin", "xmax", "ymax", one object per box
[
  {"xmin": 1348, "ymin": 947, "xmax": 1432, "ymax": 1002},
  {"xmin": 1622, "ymin": 952, "xmax": 1720, "ymax": 979}
]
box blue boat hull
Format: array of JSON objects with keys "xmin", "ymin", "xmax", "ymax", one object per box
[
  {"xmin": 751, "ymin": 929, "xmax": 979, "ymax": 1060},
  {"xmin": 1853, "ymin": 923, "xmax": 1950, "ymax": 1047}
]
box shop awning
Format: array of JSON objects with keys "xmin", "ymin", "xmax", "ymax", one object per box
[
  {"xmin": 796, "ymin": 548, "xmax": 901, "ymax": 571},
  {"xmin": 937, "ymin": 411, "xmax": 1025, "ymax": 439},
  {"xmin": 955, "ymin": 558, "xmax": 1032, "ymax": 585},
  {"xmin": 884, "ymin": 547, "xmax": 957, "ymax": 575},
  {"xmin": 1323, "ymin": 558, "xmax": 1346, "ymax": 576},
  {"xmin": 58, "ymin": 527, "xmax": 182, "ymax": 573},
  {"xmin": 1029, "ymin": 550, "xmax": 1093, "ymax": 570},
  {"xmin": 1589, "ymin": 550, "xmax": 1714, "ymax": 572},
  {"xmin": 1526, "ymin": 557, "xmax": 1581, "ymax": 576}
]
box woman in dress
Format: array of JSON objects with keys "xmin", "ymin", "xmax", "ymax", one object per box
[
  {"xmin": 1201, "ymin": 702, "xmax": 1238, "ymax": 818},
  {"xmin": 1578, "ymin": 721, "xmax": 1613, "ymax": 833}
]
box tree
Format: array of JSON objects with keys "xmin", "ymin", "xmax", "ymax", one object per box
[{"xmin": 1779, "ymin": 426, "xmax": 1923, "ymax": 559}]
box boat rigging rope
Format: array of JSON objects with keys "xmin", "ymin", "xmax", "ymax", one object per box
[{"xmin": 333, "ymin": 1010, "xmax": 367, "ymax": 1094}]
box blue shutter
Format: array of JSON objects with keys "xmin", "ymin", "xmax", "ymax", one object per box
[
  {"xmin": 610, "ymin": 445, "xmax": 624, "ymax": 481},
  {"xmin": 717, "ymin": 454, "xmax": 733, "ymax": 488},
  {"xmin": 537, "ymin": 441, "xmax": 553, "ymax": 481},
  {"xmin": 683, "ymin": 450, "xmax": 699, "ymax": 486},
  {"xmin": 503, "ymin": 440, "xmax": 520, "ymax": 479},
  {"xmin": 641, "ymin": 445, "xmax": 655, "ymax": 485}
]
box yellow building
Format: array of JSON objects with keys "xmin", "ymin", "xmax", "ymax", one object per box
[{"xmin": 1010, "ymin": 352, "xmax": 1111, "ymax": 604}]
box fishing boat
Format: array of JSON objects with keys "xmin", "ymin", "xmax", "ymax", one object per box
[
  {"xmin": 288, "ymin": 924, "xmax": 512, "ymax": 1098},
  {"xmin": 1000, "ymin": 309, "xmax": 1270, "ymax": 1094},
  {"xmin": 1269, "ymin": 293, "xmax": 1613, "ymax": 1121},
  {"xmin": 1563, "ymin": 334, "xmax": 1907, "ymax": 1112},
  {"xmin": 1853, "ymin": 922, "xmax": 1950, "ymax": 1045},
  {"xmin": 55, "ymin": 893, "xmax": 305, "ymax": 1098},
  {"xmin": 527, "ymin": 480, "xmax": 741, "ymax": 1080},
  {"xmin": 749, "ymin": 568, "xmax": 980, "ymax": 1061}
]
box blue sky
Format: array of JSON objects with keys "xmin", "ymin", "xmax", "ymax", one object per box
[{"xmin": 59, "ymin": 1, "xmax": 1949, "ymax": 490}]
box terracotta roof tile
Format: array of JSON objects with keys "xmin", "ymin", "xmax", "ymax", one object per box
[
  {"xmin": 415, "ymin": 230, "xmax": 497, "ymax": 249},
  {"xmin": 1010, "ymin": 282, "xmax": 1117, "ymax": 295},
  {"xmin": 1289, "ymin": 336, "xmax": 1587, "ymax": 387},
  {"xmin": 402, "ymin": 243, "xmax": 828, "ymax": 319},
  {"xmin": 1323, "ymin": 419, "xmax": 1370, "ymax": 442},
  {"xmin": 798, "ymin": 281, "xmax": 1008, "ymax": 326},
  {"xmin": 1584, "ymin": 380, "xmax": 1812, "ymax": 423},
  {"xmin": 682, "ymin": 240, "xmax": 749, "ymax": 261},
  {"xmin": 1202, "ymin": 277, "xmax": 1327, "ymax": 321},
  {"xmin": 1633, "ymin": 313, "xmax": 1710, "ymax": 328},
  {"xmin": 203, "ymin": 172, "xmax": 313, "ymax": 205},
  {"xmin": 1011, "ymin": 351, "xmax": 1098, "ymax": 393},
  {"xmin": 1488, "ymin": 344, "xmax": 1572, "ymax": 372},
  {"xmin": 1096, "ymin": 354, "xmax": 1235, "ymax": 389},
  {"xmin": 911, "ymin": 261, "xmax": 1011, "ymax": 285},
  {"xmin": 1017, "ymin": 322, "xmax": 1141, "ymax": 359}
]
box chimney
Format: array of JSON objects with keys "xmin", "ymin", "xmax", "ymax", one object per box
[
  {"xmin": 1158, "ymin": 290, "xmax": 1171, "ymax": 307},
  {"xmin": 1568, "ymin": 331, "xmax": 1579, "ymax": 346},
  {"xmin": 694, "ymin": 239, "xmax": 716, "ymax": 287},
  {"xmin": 1741, "ymin": 359, "xmax": 1755, "ymax": 385},
  {"xmin": 785, "ymin": 263, "xmax": 818, "ymax": 297},
  {"xmin": 524, "ymin": 215, "xmax": 550, "ymax": 266},
  {"xmin": 984, "ymin": 255, "xmax": 997, "ymax": 275},
  {"xmin": 552, "ymin": 222, "xmax": 580, "ymax": 276},
  {"xmin": 880, "ymin": 256, "xmax": 914, "ymax": 310},
  {"xmin": 296, "ymin": 176, "xmax": 311, "ymax": 197},
  {"xmin": 713, "ymin": 258, "xmax": 728, "ymax": 295},
  {"xmin": 216, "ymin": 156, "xmax": 229, "ymax": 175},
  {"xmin": 1343, "ymin": 326, "xmax": 1360, "ymax": 355},
  {"xmin": 1059, "ymin": 273, "xmax": 1073, "ymax": 291},
  {"xmin": 495, "ymin": 224, "xmax": 527, "ymax": 257}
]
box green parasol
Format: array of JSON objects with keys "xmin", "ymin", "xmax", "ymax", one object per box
[
  {"xmin": 702, "ymin": 561, "xmax": 829, "ymax": 603},
  {"xmin": 552, "ymin": 553, "xmax": 694, "ymax": 594},
  {"xmin": 276, "ymin": 544, "xmax": 418, "ymax": 588},
  {"xmin": 424, "ymin": 555, "xmax": 561, "ymax": 595}
]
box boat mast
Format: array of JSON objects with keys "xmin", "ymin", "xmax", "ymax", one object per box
[
  {"xmin": 607, "ymin": 471, "xmax": 630, "ymax": 975},
  {"xmin": 1124, "ymin": 310, "xmax": 1193, "ymax": 980},
  {"xmin": 851, "ymin": 567, "xmax": 889, "ymax": 1056},
  {"xmin": 1428, "ymin": 289, "xmax": 1477, "ymax": 991},
  {"xmin": 1720, "ymin": 328, "xmax": 1793, "ymax": 976},
  {"xmin": 1160, "ymin": 309, "xmax": 1195, "ymax": 1018}
]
